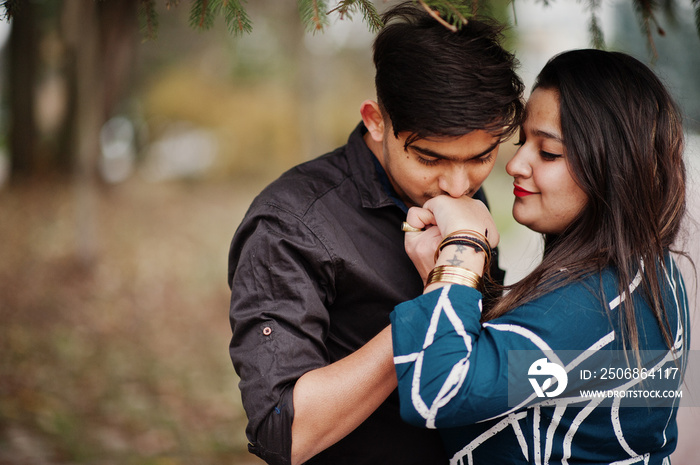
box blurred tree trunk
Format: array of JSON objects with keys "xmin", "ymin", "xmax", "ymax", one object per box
[
  {"xmin": 7, "ymin": 0, "xmax": 38, "ymax": 178},
  {"xmin": 3, "ymin": 0, "xmax": 139, "ymax": 263},
  {"xmin": 62, "ymin": 0, "xmax": 102, "ymax": 265},
  {"xmin": 6, "ymin": 0, "xmax": 138, "ymax": 180},
  {"xmin": 60, "ymin": 0, "xmax": 138, "ymax": 265}
]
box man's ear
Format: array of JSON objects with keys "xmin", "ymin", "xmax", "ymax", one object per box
[{"xmin": 360, "ymin": 100, "xmax": 386, "ymax": 143}]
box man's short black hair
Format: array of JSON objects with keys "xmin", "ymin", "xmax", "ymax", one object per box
[{"xmin": 373, "ymin": 1, "xmax": 524, "ymax": 146}]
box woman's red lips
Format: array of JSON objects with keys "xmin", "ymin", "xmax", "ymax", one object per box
[{"xmin": 513, "ymin": 185, "xmax": 535, "ymax": 197}]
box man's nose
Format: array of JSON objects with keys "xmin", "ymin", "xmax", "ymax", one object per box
[{"xmin": 438, "ymin": 167, "xmax": 470, "ymax": 198}]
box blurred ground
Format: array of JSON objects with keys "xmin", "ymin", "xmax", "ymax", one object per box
[{"xmin": 0, "ymin": 178, "xmax": 266, "ymax": 464}]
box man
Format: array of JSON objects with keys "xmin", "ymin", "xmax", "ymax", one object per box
[{"xmin": 227, "ymin": 3, "xmax": 524, "ymax": 464}]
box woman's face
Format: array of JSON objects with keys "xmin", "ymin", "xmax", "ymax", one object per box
[{"xmin": 505, "ymin": 88, "xmax": 588, "ymax": 235}]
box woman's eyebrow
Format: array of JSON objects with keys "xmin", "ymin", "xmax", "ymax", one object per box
[{"xmin": 533, "ymin": 128, "xmax": 563, "ymax": 143}]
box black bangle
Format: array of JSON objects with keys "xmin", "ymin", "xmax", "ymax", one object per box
[{"xmin": 439, "ymin": 237, "xmax": 491, "ymax": 256}]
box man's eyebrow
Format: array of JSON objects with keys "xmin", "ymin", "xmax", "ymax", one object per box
[{"xmin": 411, "ymin": 140, "xmax": 500, "ymax": 161}]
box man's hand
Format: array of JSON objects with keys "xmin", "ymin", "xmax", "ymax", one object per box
[{"xmin": 404, "ymin": 206, "xmax": 442, "ymax": 282}]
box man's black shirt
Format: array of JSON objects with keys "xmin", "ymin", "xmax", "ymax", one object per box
[{"xmin": 228, "ymin": 123, "xmax": 502, "ymax": 464}]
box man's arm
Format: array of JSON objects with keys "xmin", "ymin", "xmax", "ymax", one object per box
[
  {"xmin": 291, "ymin": 326, "xmax": 396, "ymax": 465},
  {"xmin": 230, "ymin": 209, "xmax": 399, "ymax": 465}
]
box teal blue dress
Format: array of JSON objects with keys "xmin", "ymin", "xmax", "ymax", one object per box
[{"xmin": 391, "ymin": 254, "xmax": 689, "ymax": 465}]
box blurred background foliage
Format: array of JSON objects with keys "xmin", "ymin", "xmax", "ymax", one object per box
[{"xmin": 0, "ymin": 1, "xmax": 698, "ymax": 464}]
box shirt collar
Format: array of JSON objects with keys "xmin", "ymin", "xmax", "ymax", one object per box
[
  {"xmin": 345, "ymin": 122, "xmax": 408, "ymax": 212},
  {"xmin": 370, "ymin": 155, "xmax": 410, "ymax": 213}
]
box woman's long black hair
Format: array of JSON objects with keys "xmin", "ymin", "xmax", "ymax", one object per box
[{"xmin": 485, "ymin": 49, "xmax": 688, "ymax": 355}]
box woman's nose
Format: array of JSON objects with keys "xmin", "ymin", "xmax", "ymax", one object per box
[{"xmin": 506, "ymin": 148, "xmax": 532, "ymax": 178}]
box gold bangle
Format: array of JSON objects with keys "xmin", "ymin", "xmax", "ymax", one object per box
[{"xmin": 426, "ymin": 265, "xmax": 482, "ymax": 290}]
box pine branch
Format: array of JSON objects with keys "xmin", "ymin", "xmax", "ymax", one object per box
[
  {"xmin": 190, "ymin": 0, "xmax": 219, "ymax": 31},
  {"xmin": 445, "ymin": 1, "xmax": 470, "ymax": 23},
  {"xmin": 327, "ymin": 0, "xmax": 354, "ymax": 19},
  {"xmin": 299, "ymin": 0, "xmax": 330, "ymax": 33},
  {"xmin": 138, "ymin": 0, "xmax": 159, "ymax": 41},
  {"xmin": 632, "ymin": 0, "xmax": 660, "ymax": 59},
  {"xmin": 328, "ymin": 0, "xmax": 383, "ymax": 32},
  {"xmin": 0, "ymin": 0, "xmax": 22, "ymax": 20},
  {"xmin": 222, "ymin": 0, "xmax": 253, "ymax": 36},
  {"xmin": 355, "ymin": 0, "xmax": 384, "ymax": 32},
  {"xmin": 418, "ymin": 0, "xmax": 458, "ymax": 31},
  {"xmin": 660, "ymin": 0, "xmax": 678, "ymax": 27},
  {"xmin": 418, "ymin": 0, "xmax": 476, "ymax": 30},
  {"xmin": 587, "ymin": 0, "xmax": 606, "ymax": 49},
  {"xmin": 589, "ymin": 13, "xmax": 605, "ymax": 49}
]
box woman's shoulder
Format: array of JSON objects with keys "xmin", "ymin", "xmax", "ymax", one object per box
[
  {"xmin": 489, "ymin": 270, "xmax": 616, "ymax": 347},
  {"xmin": 508, "ymin": 269, "xmax": 610, "ymax": 316}
]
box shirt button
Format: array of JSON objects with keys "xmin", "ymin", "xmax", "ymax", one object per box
[{"xmin": 262, "ymin": 326, "xmax": 273, "ymax": 336}]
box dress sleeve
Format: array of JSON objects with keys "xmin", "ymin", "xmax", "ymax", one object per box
[
  {"xmin": 390, "ymin": 283, "xmax": 612, "ymax": 429},
  {"xmin": 228, "ymin": 206, "xmax": 335, "ymax": 465}
]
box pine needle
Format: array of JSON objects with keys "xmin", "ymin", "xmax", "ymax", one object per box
[
  {"xmin": 223, "ymin": 0, "xmax": 253, "ymax": 36},
  {"xmin": 587, "ymin": 0, "xmax": 606, "ymax": 49},
  {"xmin": 418, "ymin": 0, "xmax": 458, "ymax": 31},
  {"xmin": 632, "ymin": 0, "xmax": 660, "ymax": 60},
  {"xmin": 356, "ymin": 0, "xmax": 384, "ymax": 32},
  {"xmin": 328, "ymin": 0, "xmax": 383, "ymax": 32},
  {"xmin": 138, "ymin": 0, "xmax": 159, "ymax": 41},
  {"xmin": 0, "ymin": 0, "xmax": 22, "ymax": 20},
  {"xmin": 589, "ymin": 14, "xmax": 606, "ymax": 49},
  {"xmin": 299, "ymin": 0, "xmax": 329, "ymax": 33},
  {"xmin": 190, "ymin": 0, "xmax": 219, "ymax": 31},
  {"xmin": 418, "ymin": 0, "xmax": 474, "ymax": 31}
]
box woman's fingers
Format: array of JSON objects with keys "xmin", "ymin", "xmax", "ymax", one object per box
[{"xmin": 422, "ymin": 196, "xmax": 500, "ymax": 247}]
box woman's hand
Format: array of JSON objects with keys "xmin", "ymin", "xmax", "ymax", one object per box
[
  {"xmin": 403, "ymin": 195, "xmax": 500, "ymax": 283},
  {"xmin": 423, "ymin": 195, "xmax": 500, "ymax": 248}
]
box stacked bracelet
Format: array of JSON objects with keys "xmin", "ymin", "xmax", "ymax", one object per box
[
  {"xmin": 425, "ymin": 265, "xmax": 482, "ymax": 290},
  {"xmin": 434, "ymin": 229, "xmax": 493, "ymax": 265}
]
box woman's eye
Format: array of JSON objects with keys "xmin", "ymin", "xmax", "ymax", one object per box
[{"xmin": 540, "ymin": 151, "xmax": 563, "ymax": 161}]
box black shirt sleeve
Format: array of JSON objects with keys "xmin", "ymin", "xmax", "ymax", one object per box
[{"xmin": 228, "ymin": 205, "xmax": 335, "ymax": 464}]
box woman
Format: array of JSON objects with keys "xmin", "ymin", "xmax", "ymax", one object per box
[{"xmin": 392, "ymin": 49, "xmax": 690, "ymax": 464}]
